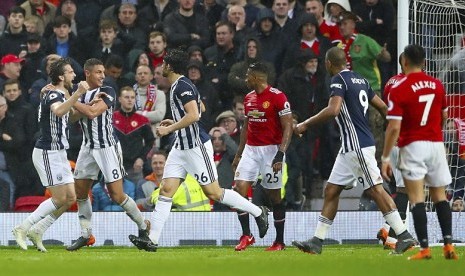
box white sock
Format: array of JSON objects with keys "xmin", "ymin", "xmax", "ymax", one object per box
[
  {"xmin": 386, "ymin": 236, "xmax": 397, "ymax": 244},
  {"xmin": 120, "ymin": 195, "xmax": 146, "ymax": 230},
  {"xmin": 383, "ymin": 222, "xmax": 390, "ymax": 232},
  {"xmin": 19, "ymin": 199, "xmax": 58, "ymax": 231},
  {"xmin": 148, "ymin": 195, "xmax": 173, "ymax": 244},
  {"xmin": 220, "ymin": 189, "xmax": 261, "ymax": 217},
  {"xmin": 314, "ymin": 215, "xmax": 333, "ymax": 240},
  {"xmin": 77, "ymin": 198, "xmax": 92, "ymax": 238},
  {"xmin": 31, "ymin": 214, "xmax": 57, "ymax": 233},
  {"xmin": 383, "ymin": 210, "xmax": 407, "ymax": 235}
]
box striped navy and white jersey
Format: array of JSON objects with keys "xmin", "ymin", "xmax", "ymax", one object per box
[
  {"xmin": 169, "ymin": 76, "xmax": 210, "ymax": 150},
  {"xmin": 35, "ymin": 89, "xmax": 69, "ymax": 150},
  {"xmin": 330, "ymin": 69, "xmax": 375, "ymax": 153},
  {"xmin": 79, "ymin": 86, "xmax": 118, "ymax": 149}
]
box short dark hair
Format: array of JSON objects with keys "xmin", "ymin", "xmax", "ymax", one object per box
[
  {"xmin": 248, "ymin": 62, "xmax": 269, "ymax": 76},
  {"xmin": 9, "ymin": 6, "xmax": 25, "ymax": 17},
  {"xmin": 151, "ymin": 149, "xmax": 167, "ymax": 160},
  {"xmin": 53, "ymin": 15, "xmax": 71, "ymax": 28},
  {"xmin": 49, "ymin": 58, "xmax": 71, "ymax": 85},
  {"xmin": 164, "ymin": 49, "xmax": 188, "ymax": 75},
  {"xmin": 2, "ymin": 79, "xmax": 21, "ymax": 93},
  {"xmin": 215, "ymin": 21, "xmax": 235, "ymax": 34},
  {"xmin": 84, "ymin": 58, "xmax": 104, "ymax": 71},
  {"xmin": 403, "ymin": 44, "xmax": 425, "ymax": 67},
  {"xmin": 105, "ymin": 54, "xmax": 124, "ymax": 69}
]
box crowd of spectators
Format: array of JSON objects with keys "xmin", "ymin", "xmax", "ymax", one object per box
[{"xmin": 0, "ymin": 0, "xmax": 463, "ymax": 212}]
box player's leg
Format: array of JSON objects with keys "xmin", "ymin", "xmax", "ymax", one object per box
[
  {"xmin": 231, "ymin": 179, "xmax": 255, "ymax": 251},
  {"xmin": 13, "ymin": 149, "xmax": 68, "ymax": 250},
  {"xmin": 293, "ymin": 152, "xmax": 352, "ymax": 254},
  {"xmin": 99, "ymin": 144, "xmax": 150, "ymax": 240},
  {"xmin": 28, "ymin": 183, "xmax": 76, "ymax": 252},
  {"xmin": 427, "ymin": 143, "xmax": 457, "ymax": 260},
  {"xmin": 264, "ymin": 188, "xmax": 285, "ymax": 251},
  {"xmin": 67, "ymin": 146, "xmax": 99, "ymax": 251}
]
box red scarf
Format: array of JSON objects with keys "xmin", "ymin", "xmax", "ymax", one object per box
[
  {"xmin": 340, "ymin": 33, "xmax": 357, "ymax": 70},
  {"xmin": 133, "ymin": 83, "xmax": 157, "ymax": 111}
]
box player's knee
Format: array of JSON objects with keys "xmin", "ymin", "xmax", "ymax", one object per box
[{"xmin": 233, "ymin": 182, "xmax": 248, "ymax": 196}]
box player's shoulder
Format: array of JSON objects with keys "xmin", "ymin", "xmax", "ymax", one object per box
[
  {"xmin": 269, "ymin": 86, "xmax": 284, "ymax": 95},
  {"xmin": 45, "ymin": 89, "xmax": 64, "ymax": 101}
]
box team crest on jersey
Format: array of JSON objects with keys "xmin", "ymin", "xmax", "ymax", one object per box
[
  {"xmin": 131, "ymin": 120, "xmax": 138, "ymax": 127},
  {"xmin": 262, "ymin": 101, "xmax": 270, "ymax": 109},
  {"xmin": 353, "ymin": 45, "xmax": 361, "ymax": 53},
  {"xmin": 248, "ymin": 110, "xmax": 265, "ymax": 118},
  {"xmin": 57, "ymin": 174, "xmax": 63, "ymax": 181}
]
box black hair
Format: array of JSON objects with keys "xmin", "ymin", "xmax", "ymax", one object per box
[
  {"xmin": 403, "ymin": 44, "xmax": 426, "ymax": 67},
  {"xmin": 53, "ymin": 15, "xmax": 71, "ymax": 28},
  {"xmin": 105, "ymin": 54, "xmax": 124, "ymax": 69},
  {"xmin": 49, "ymin": 58, "xmax": 71, "ymax": 85},
  {"xmin": 9, "ymin": 6, "xmax": 26, "ymax": 17},
  {"xmin": 248, "ymin": 62, "xmax": 269, "ymax": 76},
  {"xmin": 84, "ymin": 58, "xmax": 104, "ymax": 71},
  {"xmin": 164, "ymin": 49, "xmax": 188, "ymax": 75}
]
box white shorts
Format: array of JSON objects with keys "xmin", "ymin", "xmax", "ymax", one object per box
[
  {"xmin": 235, "ymin": 144, "xmax": 283, "ymax": 189},
  {"xmin": 74, "ymin": 143, "xmax": 126, "ymax": 183},
  {"xmin": 390, "ymin": 146, "xmax": 405, "ymax": 188},
  {"xmin": 163, "ymin": 140, "xmax": 218, "ymax": 185},
  {"xmin": 328, "ymin": 146, "xmax": 383, "ymax": 190},
  {"xmin": 32, "ymin": 148, "xmax": 74, "ymax": 187},
  {"xmin": 399, "ymin": 141, "xmax": 452, "ymax": 187}
]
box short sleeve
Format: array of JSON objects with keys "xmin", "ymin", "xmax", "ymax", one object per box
[
  {"xmin": 175, "ymin": 82, "xmax": 197, "ymax": 106},
  {"xmin": 101, "ymin": 86, "xmax": 116, "ymax": 108},
  {"xmin": 45, "ymin": 90, "xmax": 65, "ymax": 106},
  {"xmin": 386, "ymin": 85, "xmax": 403, "ymax": 120},
  {"xmin": 330, "ymin": 75, "xmax": 346, "ymax": 98},
  {"xmin": 275, "ymin": 92, "xmax": 292, "ymax": 117}
]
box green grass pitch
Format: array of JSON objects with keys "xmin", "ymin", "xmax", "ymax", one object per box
[{"xmin": 1, "ymin": 245, "xmax": 462, "ymax": 275}]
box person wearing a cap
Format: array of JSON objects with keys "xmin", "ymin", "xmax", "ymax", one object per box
[
  {"xmin": 0, "ymin": 6, "xmax": 28, "ymax": 59},
  {"xmin": 216, "ymin": 110, "xmax": 240, "ymax": 145},
  {"xmin": 20, "ymin": 33, "xmax": 46, "ymax": 94},
  {"xmin": 0, "ymin": 54, "xmax": 25, "ymax": 93},
  {"xmin": 337, "ymin": 10, "xmax": 390, "ymax": 165}
]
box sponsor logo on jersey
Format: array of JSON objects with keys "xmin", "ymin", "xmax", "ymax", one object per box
[{"xmin": 248, "ymin": 109, "xmax": 265, "ymax": 118}]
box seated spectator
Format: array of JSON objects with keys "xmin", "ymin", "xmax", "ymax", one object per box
[
  {"xmin": 20, "ymin": 33, "xmax": 46, "ymax": 95},
  {"xmin": 163, "ymin": 0, "xmax": 210, "ymax": 50},
  {"xmin": 116, "ymin": 3, "xmax": 147, "ymax": 50},
  {"xmin": 136, "ymin": 150, "xmax": 166, "ymax": 211},
  {"xmin": 216, "ymin": 110, "xmax": 240, "ymax": 145},
  {"xmin": 0, "ymin": 6, "xmax": 28, "ymax": 58},
  {"xmin": 124, "ymin": 50, "xmax": 152, "ymax": 85},
  {"xmin": 114, "ymin": 86, "xmax": 155, "ymax": 184},
  {"xmin": 20, "ymin": 0, "xmax": 56, "ymax": 28},
  {"xmin": 92, "ymin": 177, "xmax": 136, "ymax": 211},
  {"xmin": 147, "ymin": 31, "xmax": 168, "ymax": 69},
  {"xmin": 0, "ymin": 54, "xmax": 25, "ymax": 94},
  {"xmin": 133, "ymin": 64, "xmax": 167, "ymax": 142},
  {"xmin": 103, "ymin": 54, "xmax": 131, "ymax": 98},
  {"xmin": 24, "ymin": 15, "xmax": 45, "ymax": 36},
  {"xmin": 209, "ymin": 126, "xmax": 237, "ymax": 210},
  {"xmin": 43, "ymin": 15, "xmax": 86, "ymax": 65},
  {"xmin": 137, "ymin": 0, "xmax": 178, "ymax": 33},
  {"xmin": 91, "ymin": 19, "xmax": 130, "ymax": 65}
]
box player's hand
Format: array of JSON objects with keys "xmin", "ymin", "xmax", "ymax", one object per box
[
  {"xmin": 40, "ymin": 83, "xmax": 55, "ymax": 98},
  {"xmin": 76, "ymin": 81, "xmax": 89, "ymax": 95},
  {"xmin": 156, "ymin": 125, "xmax": 171, "ymax": 137},
  {"xmin": 88, "ymin": 92, "xmax": 108, "ymax": 105},
  {"xmin": 294, "ymin": 122, "xmax": 307, "ymax": 137},
  {"xmin": 381, "ymin": 160, "xmax": 392, "ymax": 182},
  {"xmin": 231, "ymin": 155, "xmax": 241, "ymax": 173},
  {"xmin": 272, "ymin": 151, "xmax": 284, "ymax": 173},
  {"xmin": 160, "ymin": 119, "xmax": 174, "ymax": 127}
]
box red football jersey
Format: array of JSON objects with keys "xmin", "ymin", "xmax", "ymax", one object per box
[
  {"xmin": 387, "ymin": 72, "xmax": 448, "ymax": 147},
  {"xmin": 383, "ymin": 73, "xmax": 405, "ymax": 104},
  {"xmin": 319, "ymin": 19, "xmax": 342, "ymax": 44},
  {"xmin": 244, "ymin": 86, "xmax": 291, "ymax": 146}
]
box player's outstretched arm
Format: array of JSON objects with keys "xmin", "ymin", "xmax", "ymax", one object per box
[
  {"xmin": 297, "ymin": 95, "xmax": 343, "ymax": 132},
  {"xmin": 156, "ymin": 100, "xmax": 199, "ymax": 137},
  {"xmin": 370, "ymin": 95, "xmax": 388, "ymax": 119}
]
